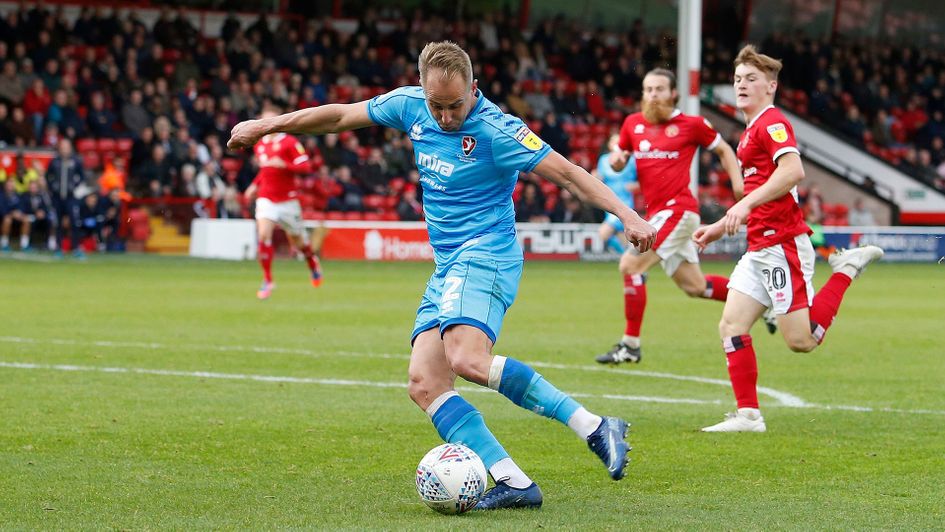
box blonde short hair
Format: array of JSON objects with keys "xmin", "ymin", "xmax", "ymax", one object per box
[
  {"xmin": 418, "ymin": 41, "xmax": 473, "ymax": 88},
  {"xmin": 735, "ymin": 45, "xmax": 783, "ymax": 81}
]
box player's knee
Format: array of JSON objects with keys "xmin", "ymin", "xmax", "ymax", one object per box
[
  {"xmin": 407, "ymin": 371, "xmax": 443, "ymax": 409},
  {"xmin": 784, "ymin": 333, "xmax": 817, "ymax": 353},
  {"xmin": 718, "ymin": 316, "xmax": 743, "ymax": 338}
]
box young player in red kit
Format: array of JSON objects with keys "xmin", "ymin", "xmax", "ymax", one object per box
[
  {"xmin": 596, "ymin": 68, "xmax": 759, "ymax": 365},
  {"xmin": 693, "ymin": 46, "xmax": 883, "ymax": 432},
  {"xmin": 246, "ymin": 108, "xmax": 323, "ymax": 300}
]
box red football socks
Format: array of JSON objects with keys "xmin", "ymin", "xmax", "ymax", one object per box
[
  {"xmin": 723, "ymin": 335, "xmax": 759, "ymax": 409},
  {"xmin": 809, "ymin": 273, "xmax": 852, "ymax": 343},
  {"xmin": 258, "ymin": 241, "xmax": 274, "ymax": 283},
  {"xmin": 703, "ymin": 274, "xmax": 730, "ymax": 302},
  {"xmin": 623, "ymin": 274, "xmax": 647, "ymax": 337}
]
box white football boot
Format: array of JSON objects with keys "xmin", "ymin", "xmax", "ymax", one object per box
[
  {"xmin": 828, "ymin": 245, "xmax": 884, "ymax": 279},
  {"xmin": 701, "ymin": 408, "xmax": 767, "ymax": 432}
]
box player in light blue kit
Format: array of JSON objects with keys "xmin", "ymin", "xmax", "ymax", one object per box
[
  {"xmin": 228, "ymin": 41, "xmax": 656, "ymax": 510},
  {"xmin": 595, "ymin": 134, "xmax": 639, "ymax": 254}
]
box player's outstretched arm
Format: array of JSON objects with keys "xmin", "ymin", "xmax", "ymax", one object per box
[
  {"xmin": 713, "ymin": 140, "xmax": 743, "ymax": 199},
  {"xmin": 693, "ymin": 220, "xmax": 726, "ymax": 250},
  {"xmin": 228, "ymin": 101, "xmax": 375, "ymax": 150},
  {"xmin": 722, "ymin": 151, "xmax": 805, "ymax": 235},
  {"xmin": 534, "ymin": 151, "xmax": 656, "ymax": 252},
  {"xmin": 608, "ymin": 149, "xmax": 631, "ymax": 172}
]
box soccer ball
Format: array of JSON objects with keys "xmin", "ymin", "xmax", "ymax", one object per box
[{"xmin": 415, "ymin": 443, "xmax": 487, "ymax": 515}]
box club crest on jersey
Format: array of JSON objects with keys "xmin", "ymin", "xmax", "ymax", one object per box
[
  {"xmin": 461, "ymin": 136, "xmax": 476, "ymax": 156},
  {"xmin": 634, "ymin": 124, "xmax": 645, "ymax": 134},
  {"xmin": 409, "ymin": 123, "xmax": 423, "ymax": 141},
  {"xmin": 767, "ymin": 123, "xmax": 788, "ymax": 143},
  {"xmin": 639, "ymin": 139, "xmax": 652, "ymax": 152},
  {"xmin": 514, "ymin": 126, "xmax": 543, "ymax": 151},
  {"xmin": 665, "ymin": 124, "xmax": 679, "ymax": 138}
]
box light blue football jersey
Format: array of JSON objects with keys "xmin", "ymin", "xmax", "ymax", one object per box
[
  {"xmin": 367, "ymin": 86, "xmax": 551, "ymax": 263},
  {"xmin": 597, "ymin": 153, "xmax": 637, "ymax": 209}
]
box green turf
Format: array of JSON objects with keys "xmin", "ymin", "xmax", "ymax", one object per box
[{"xmin": 1, "ymin": 254, "xmax": 943, "ymax": 529}]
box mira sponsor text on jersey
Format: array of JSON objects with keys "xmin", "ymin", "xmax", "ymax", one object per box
[{"xmin": 368, "ymin": 86, "xmax": 551, "ymax": 262}]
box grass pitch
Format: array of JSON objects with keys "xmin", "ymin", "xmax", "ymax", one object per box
[{"xmin": 1, "ymin": 254, "xmax": 943, "ymax": 529}]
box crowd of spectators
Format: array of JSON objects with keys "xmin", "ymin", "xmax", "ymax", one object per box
[
  {"xmin": 0, "ymin": 3, "xmax": 915, "ymax": 250},
  {"xmin": 710, "ymin": 31, "xmax": 945, "ymax": 193}
]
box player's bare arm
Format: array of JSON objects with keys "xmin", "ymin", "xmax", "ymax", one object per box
[
  {"xmin": 534, "ymin": 151, "xmax": 656, "ymax": 252},
  {"xmin": 228, "ymin": 101, "xmax": 375, "ymax": 150},
  {"xmin": 692, "ymin": 219, "xmax": 726, "ymax": 250},
  {"xmin": 244, "ymin": 183, "xmax": 257, "ymax": 200},
  {"xmin": 722, "ymin": 151, "xmax": 804, "ymax": 235},
  {"xmin": 713, "ymin": 141, "xmax": 743, "ymax": 199}
]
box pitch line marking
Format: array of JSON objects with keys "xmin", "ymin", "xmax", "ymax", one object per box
[
  {"xmin": 1, "ymin": 359, "xmax": 944, "ymax": 416},
  {"xmin": 0, "ymin": 361, "xmax": 719, "ymax": 406},
  {"xmin": 0, "ymin": 335, "xmax": 802, "ymax": 406}
]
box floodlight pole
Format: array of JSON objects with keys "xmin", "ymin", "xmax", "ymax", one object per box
[{"xmin": 677, "ymin": 0, "xmax": 702, "ymax": 194}]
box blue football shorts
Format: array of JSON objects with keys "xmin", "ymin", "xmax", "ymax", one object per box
[{"xmin": 411, "ymin": 253, "xmax": 523, "ymax": 345}]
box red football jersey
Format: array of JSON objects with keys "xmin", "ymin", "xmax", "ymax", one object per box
[
  {"xmin": 617, "ymin": 110, "xmax": 721, "ymax": 214},
  {"xmin": 252, "ymin": 133, "xmax": 311, "ymax": 202},
  {"xmin": 736, "ymin": 105, "xmax": 810, "ymax": 251}
]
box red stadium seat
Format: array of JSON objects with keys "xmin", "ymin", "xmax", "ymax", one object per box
[
  {"xmin": 116, "ymin": 138, "xmax": 133, "ymax": 153},
  {"xmin": 221, "ymin": 158, "xmax": 243, "ymax": 173},
  {"xmin": 81, "ymin": 151, "xmax": 101, "ymax": 170},
  {"xmin": 381, "ymin": 211, "xmax": 400, "ymax": 221},
  {"xmin": 344, "ymin": 211, "xmax": 364, "ymax": 220},
  {"xmin": 363, "ymin": 212, "xmax": 383, "ymax": 221},
  {"xmin": 97, "ymin": 138, "xmax": 116, "ymax": 152},
  {"xmin": 362, "ymin": 194, "xmax": 386, "ymax": 210},
  {"xmin": 327, "ymin": 211, "xmax": 346, "ymax": 220},
  {"xmin": 76, "ymin": 138, "xmax": 96, "ymax": 153}
]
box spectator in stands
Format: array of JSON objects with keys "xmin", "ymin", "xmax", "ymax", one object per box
[
  {"xmin": 121, "ymin": 88, "xmax": 150, "ymax": 136},
  {"xmin": 210, "ymin": 186, "xmax": 236, "ymax": 219},
  {"xmin": 133, "ymin": 144, "xmax": 174, "ymax": 198},
  {"xmin": 334, "ymin": 165, "xmax": 363, "ymax": 212},
  {"xmin": 839, "ymin": 105, "xmax": 867, "ymax": 142},
  {"xmin": 47, "ymin": 89, "xmax": 86, "ymax": 139},
  {"xmin": 196, "ymin": 161, "xmax": 225, "ymax": 200},
  {"xmin": 551, "ymin": 188, "xmax": 596, "ymax": 223},
  {"xmin": 514, "ymin": 181, "xmax": 549, "ymax": 223},
  {"xmin": 505, "ymin": 82, "xmax": 531, "ymax": 119},
  {"xmin": 0, "ymin": 102, "xmax": 12, "ymax": 145},
  {"xmin": 22, "ymin": 78, "xmax": 50, "ymax": 141},
  {"xmin": 319, "ymin": 132, "xmax": 344, "ymax": 169},
  {"xmin": 540, "ymin": 112, "xmax": 569, "ymax": 158},
  {"xmin": 9, "ymin": 107, "xmax": 36, "ymax": 147},
  {"xmin": 0, "ymin": 60, "xmax": 24, "ymax": 105},
  {"xmin": 358, "ymin": 147, "xmax": 390, "ymax": 195},
  {"xmin": 86, "ymin": 91, "xmax": 116, "ymax": 138},
  {"xmin": 46, "ymin": 137, "xmax": 86, "ymax": 256},
  {"xmin": 396, "ymin": 184, "xmax": 423, "ymax": 221},
  {"xmin": 0, "ymin": 178, "xmax": 30, "ymax": 251},
  {"xmin": 847, "ymin": 197, "xmax": 876, "ymax": 226},
  {"xmin": 23, "ymin": 179, "xmax": 54, "ymax": 251}
]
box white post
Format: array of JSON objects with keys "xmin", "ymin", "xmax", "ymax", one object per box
[{"xmin": 677, "ymin": 0, "xmax": 703, "ymax": 194}]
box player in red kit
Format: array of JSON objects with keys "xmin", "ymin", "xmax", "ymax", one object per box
[
  {"xmin": 246, "ymin": 108, "xmax": 323, "ymax": 300},
  {"xmin": 693, "ymin": 46, "xmax": 883, "ymax": 432},
  {"xmin": 596, "ymin": 68, "xmax": 752, "ymax": 365}
]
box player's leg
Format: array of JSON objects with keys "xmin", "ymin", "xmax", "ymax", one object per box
[
  {"xmin": 595, "ymin": 248, "xmax": 659, "ymax": 364},
  {"xmin": 410, "ymin": 274, "xmax": 541, "ymax": 509},
  {"xmin": 598, "ymin": 214, "xmax": 625, "ymax": 254},
  {"xmin": 255, "ymin": 200, "xmax": 277, "ymax": 299},
  {"xmin": 0, "ymin": 213, "xmax": 11, "ymax": 250},
  {"xmin": 702, "ymin": 253, "xmax": 769, "ymax": 433},
  {"xmin": 439, "ymin": 257, "xmax": 630, "ymax": 482},
  {"xmin": 68, "ymin": 200, "xmax": 84, "ymax": 258},
  {"xmin": 282, "ymin": 199, "xmax": 323, "ymax": 287},
  {"xmin": 18, "ymin": 213, "xmax": 32, "ymax": 250},
  {"xmin": 808, "ymin": 244, "xmax": 884, "ymax": 343}
]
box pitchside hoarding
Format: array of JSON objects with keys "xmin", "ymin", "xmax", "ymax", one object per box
[{"xmin": 191, "ymin": 219, "xmax": 945, "ymax": 263}]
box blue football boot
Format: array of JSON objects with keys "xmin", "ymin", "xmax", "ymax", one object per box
[
  {"xmin": 475, "ymin": 481, "xmax": 543, "ymax": 510},
  {"xmin": 587, "ymin": 416, "xmax": 631, "ymax": 480}
]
